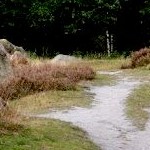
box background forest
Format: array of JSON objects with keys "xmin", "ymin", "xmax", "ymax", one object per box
[{"xmin": 0, "ymin": 0, "xmax": 150, "ymax": 56}]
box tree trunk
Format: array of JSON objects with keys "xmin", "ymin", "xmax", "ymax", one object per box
[{"xmin": 106, "ymin": 30, "xmax": 110, "ymax": 56}]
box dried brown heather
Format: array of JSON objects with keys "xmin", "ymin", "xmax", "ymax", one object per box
[
  {"xmin": 131, "ymin": 48, "xmax": 150, "ymax": 68},
  {"xmin": 0, "ymin": 62, "xmax": 95, "ymax": 101},
  {"xmin": 0, "ymin": 62, "xmax": 95, "ymax": 133},
  {"xmin": 121, "ymin": 48, "xmax": 150, "ymax": 69}
]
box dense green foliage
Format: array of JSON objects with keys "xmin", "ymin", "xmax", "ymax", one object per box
[{"xmin": 0, "ymin": 0, "xmax": 150, "ymax": 56}]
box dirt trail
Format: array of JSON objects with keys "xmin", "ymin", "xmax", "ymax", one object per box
[{"xmin": 37, "ymin": 71, "xmax": 150, "ymax": 150}]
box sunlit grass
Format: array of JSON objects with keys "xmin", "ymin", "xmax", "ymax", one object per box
[
  {"xmin": 84, "ymin": 58, "xmax": 130, "ymax": 71},
  {"xmin": 10, "ymin": 90, "xmax": 93, "ymax": 114},
  {"xmin": 0, "ymin": 118, "xmax": 99, "ymax": 150},
  {"xmin": 126, "ymin": 83, "xmax": 150, "ymax": 130},
  {"xmin": 123, "ymin": 68, "xmax": 150, "ymax": 81},
  {"xmin": 82, "ymin": 73, "xmax": 116, "ymax": 87}
]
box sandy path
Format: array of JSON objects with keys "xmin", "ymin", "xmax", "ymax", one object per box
[{"xmin": 37, "ymin": 71, "xmax": 150, "ymax": 150}]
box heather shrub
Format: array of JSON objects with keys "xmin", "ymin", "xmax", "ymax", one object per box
[
  {"xmin": 9, "ymin": 51, "xmax": 29, "ymax": 67},
  {"xmin": 0, "ymin": 107, "xmax": 23, "ymax": 135},
  {"xmin": 0, "ymin": 62, "xmax": 95, "ymax": 101},
  {"xmin": 131, "ymin": 48, "xmax": 150, "ymax": 68},
  {"xmin": 52, "ymin": 64, "xmax": 96, "ymax": 82},
  {"xmin": 121, "ymin": 48, "xmax": 150, "ymax": 69}
]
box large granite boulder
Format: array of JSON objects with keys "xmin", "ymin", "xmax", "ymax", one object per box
[
  {"xmin": 51, "ymin": 54, "xmax": 81, "ymax": 66},
  {"xmin": 0, "ymin": 43, "xmax": 9, "ymax": 57},
  {"xmin": 0, "ymin": 39, "xmax": 27, "ymax": 77},
  {"xmin": 0, "ymin": 44, "xmax": 11, "ymax": 77},
  {"xmin": 0, "ymin": 39, "xmax": 25, "ymax": 54}
]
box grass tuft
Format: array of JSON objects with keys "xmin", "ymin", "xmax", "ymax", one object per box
[
  {"xmin": 126, "ymin": 84, "xmax": 150, "ymax": 130},
  {"xmin": 0, "ymin": 107, "xmax": 23, "ymax": 135}
]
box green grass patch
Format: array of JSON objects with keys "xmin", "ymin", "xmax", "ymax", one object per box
[
  {"xmin": 85, "ymin": 58, "xmax": 129, "ymax": 71},
  {"xmin": 124, "ymin": 68, "xmax": 150, "ymax": 81},
  {"xmin": 83, "ymin": 73, "xmax": 116, "ymax": 87},
  {"xmin": 0, "ymin": 118, "xmax": 99, "ymax": 150},
  {"xmin": 93, "ymin": 74, "xmax": 116, "ymax": 86},
  {"xmin": 10, "ymin": 90, "xmax": 93, "ymax": 114},
  {"xmin": 126, "ymin": 84, "xmax": 150, "ymax": 130}
]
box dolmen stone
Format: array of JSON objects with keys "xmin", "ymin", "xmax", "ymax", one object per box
[
  {"xmin": 0, "ymin": 39, "xmax": 25, "ymax": 54},
  {"xmin": 0, "ymin": 44, "xmax": 11, "ymax": 77},
  {"xmin": 0, "ymin": 39, "xmax": 28, "ymax": 77},
  {"xmin": 51, "ymin": 54, "xmax": 81, "ymax": 66}
]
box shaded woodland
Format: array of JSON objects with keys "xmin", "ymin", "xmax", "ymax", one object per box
[{"xmin": 0, "ymin": 0, "xmax": 150, "ymax": 56}]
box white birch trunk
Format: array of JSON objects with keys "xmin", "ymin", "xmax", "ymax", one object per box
[
  {"xmin": 106, "ymin": 30, "xmax": 110, "ymax": 56},
  {"xmin": 110, "ymin": 34, "xmax": 113, "ymax": 53}
]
